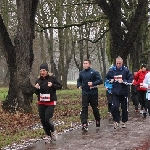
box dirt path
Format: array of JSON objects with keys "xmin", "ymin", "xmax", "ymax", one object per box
[{"xmin": 21, "ymin": 110, "xmax": 150, "ymax": 150}]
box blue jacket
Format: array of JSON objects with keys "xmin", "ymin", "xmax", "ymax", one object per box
[
  {"xmin": 106, "ymin": 65, "xmax": 133, "ymax": 96},
  {"xmin": 77, "ymin": 67, "xmax": 103, "ymax": 95},
  {"xmin": 104, "ymin": 79, "xmax": 113, "ymax": 94}
]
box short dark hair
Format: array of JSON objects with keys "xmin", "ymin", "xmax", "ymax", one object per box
[
  {"xmin": 141, "ymin": 64, "xmax": 147, "ymax": 69},
  {"xmin": 133, "ymin": 69, "xmax": 138, "ymax": 72},
  {"xmin": 83, "ymin": 59, "xmax": 91, "ymax": 64}
]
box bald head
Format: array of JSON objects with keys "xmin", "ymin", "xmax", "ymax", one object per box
[{"xmin": 116, "ymin": 56, "xmax": 123, "ymax": 69}]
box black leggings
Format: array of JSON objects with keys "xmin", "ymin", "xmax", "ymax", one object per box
[{"xmin": 38, "ymin": 105, "xmax": 55, "ymax": 136}]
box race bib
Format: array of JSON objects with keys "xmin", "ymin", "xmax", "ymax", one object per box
[
  {"xmin": 40, "ymin": 94, "xmax": 50, "ymax": 101},
  {"xmin": 114, "ymin": 75, "xmax": 122, "ymax": 81},
  {"xmin": 140, "ymin": 83, "xmax": 143, "ymax": 88}
]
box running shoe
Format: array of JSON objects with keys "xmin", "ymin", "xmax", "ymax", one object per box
[
  {"xmin": 143, "ymin": 112, "xmax": 147, "ymax": 118},
  {"xmin": 82, "ymin": 124, "xmax": 88, "ymax": 132},
  {"xmin": 96, "ymin": 120, "xmax": 100, "ymax": 127},
  {"xmin": 114, "ymin": 122, "xmax": 119, "ymax": 129},
  {"xmin": 140, "ymin": 110, "xmax": 143, "ymax": 114},
  {"xmin": 51, "ymin": 131, "xmax": 57, "ymax": 141},
  {"xmin": 122, "ymin": 122, "xmax": 126, "ymax": 128}
]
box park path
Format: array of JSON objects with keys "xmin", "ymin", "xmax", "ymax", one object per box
[{"xmin": 21, "ymin": 109, "xmax": 150, "ymax": 150}]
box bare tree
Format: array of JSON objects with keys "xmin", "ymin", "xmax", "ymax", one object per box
[
  {"xmin": 95, "ymin": 0, "xmax": 148, "ymax": 64},
  {"xmin": 0, "ymin": 0, "xmax": 39, "ymax": 113}
]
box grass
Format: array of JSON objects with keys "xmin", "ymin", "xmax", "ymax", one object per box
[
  {"xmin": 0, "ymin": 87, "xmax": 8, "ymax": 101},
  {"xmin": 0, "ymin": 84, "xmax": 108, "ymax": 148}
]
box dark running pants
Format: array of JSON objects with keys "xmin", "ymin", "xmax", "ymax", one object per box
[
  {"xmin": 38, "ymin": 105, "xmax": 55, "ymax": 136},
  {"xmin": 111, "ymin": 95, "xmax": 128, "ymax": 123},
  {"xmin": 138, "ymin": 90, "xmax": 146, "ymax": 110},
  {"xmin": 131, "ymin": 85, "xmax": 139, "ymax": 110},
  {"xmin": 80, "ymin": 94, "xmax": 100, "ymax": 126},
  {"xmin": 106, "ymin": 91, "xmax": 112, "ymax": 113},
  {"xmin": 145, "ymin": 100, "xmax": 150, "ymax": 114}
]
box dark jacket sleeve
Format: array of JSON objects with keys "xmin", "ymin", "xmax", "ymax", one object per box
[
  {"xmin": 123, "ymin": 69, "xmax": 133, "ymax": 85},
  {"xmin": 105, "ymin": 70, "xmax": 113, "ymax": 80},
  {"xmin": 77, "ymin": 72, "xmax": 82, "ymax": 88},
  {"xmin": 51, "ymin": 76, "xmax": 62, "ymax": 90},
  {"xmin": 92, "ymin": 71, "xmax": 103, "ymax": 86}
]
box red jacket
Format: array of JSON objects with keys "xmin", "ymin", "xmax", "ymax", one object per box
[
  {"xmin": 132, "ymin": 75, "xmax": 138, "ymax": 86},
  {"xmin": 134, "ymin": 70, "xmax": 148, "ymax": 91}
]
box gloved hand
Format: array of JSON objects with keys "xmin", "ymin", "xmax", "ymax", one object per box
[
  {"xmin": 110, "ymin": 79, "xmax": 114, "ymax": 83},
  {"xmin": 118, "ymin": 79, "xmax": 123, "ymax": 83},
  {"xmin": 35, "ymin": 83, "xmax": 40, "ymax": 89},
  {"xmin": 79, "ymin": 86, "xmax": 82, "ymax": 90}
]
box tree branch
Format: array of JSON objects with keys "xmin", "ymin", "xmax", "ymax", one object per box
[
  {"xmin": 36, "ymin": 15, "xmax": 107, "ymax": 31},
  {"xmin": 95, "ymin": 0, "xmax": 111, "ymax": 18},
  {"xmin": 63, "ymin": 1, "xmax": 97, "ymax": 6},
  {"xmin": 78, "ymin": 29, "xmax": 109, "ymax": 43},
  {"xmin": 0, "ymin": 15, "xmax": 15, "ymax": 61}
]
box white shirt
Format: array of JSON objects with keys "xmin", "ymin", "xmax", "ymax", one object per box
[{"xmin": 143, "ymin": 72, "xmax": 150, "ymax": 88}]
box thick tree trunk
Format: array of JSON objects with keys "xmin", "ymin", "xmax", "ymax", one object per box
[
  {"xmin": 0, "ymin": 15, "xmax": 17, "ymax": 112},
  {"xmin": 96, "ymin": 0, "xmax": 147, "ymax": 64},
  {"xmin": 1, "ymin": 0, "xmax": 39, "ymax": 113},
  {"xmin": 122, "ymin": 0, "xmax": 147, "ymax": 64},
  {"xmin": 96, "ymin": 0, "xmax": 122, "ymax": 62},
  {"xmin": 109, "ymin": 0, "xmax": 122, "ymax": 61},
  {"xmin": 101, "ymin": 37, "xmax": 106, "ymax": 79},
  {"xmin": 148, "ymin": 50, "xmax": 150, "ymax": 70}
]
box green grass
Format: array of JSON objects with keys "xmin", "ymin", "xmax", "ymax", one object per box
[
  {"xmin": 0, "ymin": 84, "xmax": 108, "ymax": 148},
  {"xmin": 0, "ymin": 87, "xmax": 8, "ymax": 101}
]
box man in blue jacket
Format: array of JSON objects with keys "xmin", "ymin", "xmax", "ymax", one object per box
[
  {"xmin": 77, "ymin": 59, "xmax": 103, "ymax": 132},
  {"xmin": 106, "ymin": 56, "xmax": 133, "ymax": 129}
]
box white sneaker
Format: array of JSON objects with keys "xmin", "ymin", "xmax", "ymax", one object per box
[
  {"xmin": 122, "ymin": 122, "xmax": 126, "ymax": 128},
  {"xmin": 140, "ymin": 110, "xmax": 143, "ymax": 114},
  {"xmin": 82, "ymin": 124, "xmax": 88, "ymax": 132},
  {"xmin": 114, "ymin": 122, "xmax": 119, "ymax": 129},
  {"xmin": 43, "ymin": 136, "xmax": 51, "ymax": 143},
  {"xmin": 51, "ymin": 131, "xmax": 57, "ymax": 141}
]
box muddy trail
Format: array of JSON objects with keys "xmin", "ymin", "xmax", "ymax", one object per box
[{"xmin": 19, "ymin": 110, "xmax": 150, "ymax": 150}]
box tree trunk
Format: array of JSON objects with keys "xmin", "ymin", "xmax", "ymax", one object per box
[
  {"xmin": 1, "ymin": 0, "xmax": 38, "ymax": 113},
  {"xmin": 122, "ymin": 0, "xmax": 147, "ymax": 65},
  {"xmin": 148, "ymin": 50, "xmax": 150, "ymax": 70},
  {"xmin": 96, "ymin": 0, "xmax": 147, "ymax": 64},
  {"xmin": 101, "ymin": 37, "xmax": 106, "ymax": 79},
  {"xmin": 109, "ymin": 0, "xmax": 122, "ymax": 61}
]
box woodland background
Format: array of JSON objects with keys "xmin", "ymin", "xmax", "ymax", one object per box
[{"xmin": 0, "ymin": 0, "xmax": 150, "ymax": 112}]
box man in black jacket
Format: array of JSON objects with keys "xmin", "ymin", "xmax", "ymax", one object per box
[
  {"xmin": 106, "ymin": 56, "xmax": 133, "ymax": 129},
  {"xmin": 77, "ymin": 59, "xmax": 103, "ymax": 132}
]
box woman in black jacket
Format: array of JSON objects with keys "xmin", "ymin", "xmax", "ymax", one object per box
[{"xmin": 35, "ymin": 63, "xmax": 62, "ymax": 142}]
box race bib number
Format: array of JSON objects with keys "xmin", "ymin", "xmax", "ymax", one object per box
[
  {"xmin": 140, "ymin": 83, "xmax": 143, "ymax": 88},
  {"xmin": 114, "ymin": 75, "xmax": 122, "ymax": 81},
  {"xmin": 40, "ymin": 94, "xmax": 50, "ymax": 101}
]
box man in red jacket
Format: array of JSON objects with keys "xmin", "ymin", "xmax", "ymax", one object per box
[{"xmin": 134, "ymin": 64, "xmax": 148, "ymax": 116}]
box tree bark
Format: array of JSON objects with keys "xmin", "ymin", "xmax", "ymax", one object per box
[
  {"xmin": 96, "ymin": 0, "xmax": 148, "ymax": 64},
  {"xmin": 96, "ymin": 0, "xmax": 122, "ymax": 62},
  {"xmin": 1, "ymin": 0, "xmax": 39, "ymax": 113}
]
